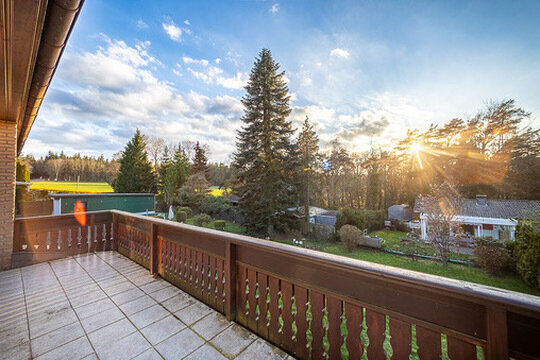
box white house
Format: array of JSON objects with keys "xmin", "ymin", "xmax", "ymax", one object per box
[{"xmin": 414, "ymin": 195, "xmax": 539, "ymax": 241}]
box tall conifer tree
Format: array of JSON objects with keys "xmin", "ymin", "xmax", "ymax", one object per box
[
  {"xmin": 297, "ymin": 116, "xmax": 320, "ymax": 228},
  {"xmin": 114, "ymin": 130, "xmax": 156, "ymax": 193},
  {"xmin": 233, "ymin": 49, "xmax": 298, "ymax": 235},
  {"xmin": 192, "ymin": 141, "xmax": 210, "ymax": 180}
]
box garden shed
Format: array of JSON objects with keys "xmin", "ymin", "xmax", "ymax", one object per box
[
  {"xmin": 388, "ymin": 204, "xmax": 413, "ymax": 221},
  {"xmin": 49, "ymin": 193, "xmax": 155, "ymax": 215}
]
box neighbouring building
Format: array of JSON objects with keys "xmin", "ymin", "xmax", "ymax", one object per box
[
  {"xmin": 415, "ymin": 194, "xmax": 539, "ymax": 241},
  {"xmin": 287, "ymin": 206, "xmax": 338, "ymax": 228},
  {"xmin": 49, "ymin": 193, "xmax": 155, "ymax": 215},
  {"xmin": 388, "ymin": 204, "xmax": 413, "ymax": 221}
]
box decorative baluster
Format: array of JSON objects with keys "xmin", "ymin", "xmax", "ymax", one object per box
[
  {"xmin": 94, "ymin": 225, "xmax": 98, "ymax": 244},
  {"xmin": 34, "ymin": 233, "xmax": 39, "ymax": 250},
  {"xmin": 77, "ymin": 227, "xmax": 82, "ymax": 247},
  {"xmin": 87, "ymin": 226, "xmax": 92, "ymax": 248},
  {"xmin": 67, "ymin": 229, "xmax": 72, "ymax": 247},
  {"xmin": 57, "ymin": 229, "xmax": 62, "ymax": 250},
  {"xmin": 46, "ymin": 231, "xmax": 51, "ymax": 250}
]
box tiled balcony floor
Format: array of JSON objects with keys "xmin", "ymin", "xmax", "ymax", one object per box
[{"xmin": 0, "ymin": 251, "xmax": 292, "ymax": 360}]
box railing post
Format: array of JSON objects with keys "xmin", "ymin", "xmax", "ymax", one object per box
[
  {"xmin": 89, "ymin": 214, "xmax": 95, "ymax": 253},
  {"xmin": 225, "ymin": 242, "xmax": 237, "ymax": 321},
  {"xmin": 112, "ymin": 213, "xmax": 119, "ymax": 251},
  {"xmin": 149, "ymin": 223, "xmax": 159, "ymax": 276},
  {"xmin": 486, "ymin": 306, "xmax": 508, "ymax": 360}
]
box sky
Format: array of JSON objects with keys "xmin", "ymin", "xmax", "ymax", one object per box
[{"xmin": 24, "ymin": 0, "xmax": 540, "ymax": 162}]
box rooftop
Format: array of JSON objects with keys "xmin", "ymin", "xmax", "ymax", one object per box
[
  {"xmin": 0, "ymin": 252, "xmax": 290, "ymax": 360},
  {"xmin": 414, "ymin": 196, "xmax": 540, "ymax": 220}
]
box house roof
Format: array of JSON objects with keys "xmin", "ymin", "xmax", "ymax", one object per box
[{"xmin": 414, "ymin": 196, "xmax": 540, "ymax": 220}]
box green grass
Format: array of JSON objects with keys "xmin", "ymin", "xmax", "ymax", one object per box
[
  {"xmin": 184, "ymin": 218, "xmax": 245, "ymax": 234},
  {"xmin": 274, "ymin": 236, "xmax": 538, "ymax": 296},
  {"xmin": 30, "ymin": 181, "xmax": 113, "ymax": 193},
  {"xmin": 371, "ymin": 229, "xmax": 474, "ymax": 262}
]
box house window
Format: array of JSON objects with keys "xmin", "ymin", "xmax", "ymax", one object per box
[{"xmin": 483, "ymin": 224, "xmax": 493, "ymax": 230}]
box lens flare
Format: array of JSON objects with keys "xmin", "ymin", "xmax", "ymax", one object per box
[{"xmin": 74, "ymin": 200, "xmax": 87, "ymax": 226}]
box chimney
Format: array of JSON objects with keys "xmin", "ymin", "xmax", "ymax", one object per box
[{"xmin": 476, "ymin": 194, "xmax": 487, "ymax": 206}]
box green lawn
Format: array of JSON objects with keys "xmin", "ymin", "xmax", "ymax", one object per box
[
  {"xmin": 184, "ymin": 218, "xmax": 245, "ymax": 234},
  {"xmin": 30, "ymin": 181, "xmax": 113, "ymax": 193},
  {"xmin": 370, "ymin": 230, "xmax": 473, "ymax": 262},
  {"xmin": 275, "ymin": 233, "xmax": 538, "ymax": 296}
]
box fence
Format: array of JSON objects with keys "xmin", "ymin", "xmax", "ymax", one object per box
[{"xmin": 11, "ymin": 210, "xmax": 540, "ymax": 359}]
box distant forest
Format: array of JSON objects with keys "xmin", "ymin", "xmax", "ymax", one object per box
[{"xmin": 20, "ymin": 99, "xmax": 539, "ymax": 211}]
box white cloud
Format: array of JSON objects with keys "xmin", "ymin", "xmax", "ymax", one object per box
[
  {"xmin": 215, "ymin": 58, "xmax": 221, "ymax": 64},
  {"xmin": 270, "ymin": 3, "xmax": 279, "ymax": 13},
  {"xmin": 301, "ymin": 77, "xmax": 313, "ymax": 86},
  {"xmin": 136, "ymin": 20, "xmax": 148, "ymax": 29},
  {"xmin": 216, "ymin": 72, "xmax": 249, "ymax": 90},
  {"xmin": 183, "ymin": 56, "xmax": 209, "ymax": 66},
  {"xmin": 330, "ymin": 48, "xmax": 350, "ymax": 59},
  {"xmin": 27, "ymin": 36, "xmax": 246, "ymax": 162},
  {"xmin": 184, "ymin": 19, "xmax": 190, "ymax": 25},
  {"xmin": 162, "ymin": 20, "xmax": 184, "ymax": 41}
]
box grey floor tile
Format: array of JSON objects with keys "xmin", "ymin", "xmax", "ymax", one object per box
[
  {"xmin": 93, "ymin": 331, "xmax": 151, "ymax": 360},
  {"xmin": 74, "ymin": 297, "xmax": 116, "ymax": 319},
  {"xmin": 132, "ymin": 348, "xmax": 164, "ymax": 360},
  {"xmin": 35, "ymin": 336, "xmax": 93, "ymax": 360},
  {"xmin": 111, "ymin": 287, "xmax": 146, "ymax": 305},
  {"xmin": 119, "ymin": 295, "xmax": 157, "ymax": 316},
  {"xmin": 183, "ymin": 344, "xmax": 227, "ymax": 360},
  {"xmin": 211, "ymin": 323, "xmax": 257, "ymax": 358},
  {"xmin": 140, "ymin": 279, "xmax": 170, "ymax": 294},
  {"xmin": 148, "ymin": 285, "xmax": 182, "ymax": 303},
  {"xmin": 31, "ymin": 322, "xmax": 85, "ymax": 358},
  {"xmin": 29, "ymin": 308, "xmax": 78, "ymax": 339},
  {"xmin": 174, "ymin": 302, "xmax": 213, "ymax": 326},
  {"xmin": 0, "ymin": 341, "xmax": 31, "ymax": 360},
  {"xmin": 0, "ymin": 323, "xmax": 29, "ymax": 351},
  {"xmin": 130, "ymin": 304, "xmax": 170, "ymax": 329},
  {"xmin": 155, "ymin": 328, "xmax": 205, "ymax": 360},
  {"xmin": 80, "ymin": 306, "xmax": 125, "ymax": 333},
  {"xmin": 87, "ymin": 318, "xmax": 137, "ymax": 347},
  {"xmin": 160, "ymin": 293, "xmax": 195, "ymax": 313},
  {"xmin": 236, "ymin": 338, "xmax": 290, "ymax": 360},
  {"xmin": 191, "ymin": 311, "xmax": 231, "ymax": 340},
  {"xmin": 140, "ymin": 315, "xmax": 186, "ymax": 345}
]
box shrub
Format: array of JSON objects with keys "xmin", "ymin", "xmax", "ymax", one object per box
[
  {"xmin": 177, "ymin": 211, "xmax": 187, "ymax": 223},
  {"xmin": 193, "ymin": 214, "xmax": 212, "ymax": 227},
  {"xmin": 214, "ymin": 220, "xmax": 226, "ymax": 230},
  {"xmin": 339, "ymin": 225, "xmax": 363, "ymax": 252},
  {"xmin": 474, "ymin": 237, "xmax": 511, "ymax": 275},
  {"xmin": 199, "ymin": 195, "xmax": 231, "ymax": 216},
  {"xmin": 515, "ymin": 221, "xmax": 540, "ymax": 289},
  {"xmin": 336, "ymin": 209, "xmax": 384, "ymax": 232},
  {"xmin": 310, "ymin": 224, "xmax": 333, "ymax": 242},
  {"xmin": 176, "ymin": 206, "xmax": 193, "ymax": 218}
]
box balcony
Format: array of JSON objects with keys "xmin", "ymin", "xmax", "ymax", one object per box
[
  {"xmin": 2, "ymin": 210, "xmax": 539, "ymax": 359},
  {"xmin": 0, "ymin": 252, "xmax": 289, "ymax": 360}
]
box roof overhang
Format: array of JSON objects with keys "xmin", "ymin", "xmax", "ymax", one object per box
[
  {"xmin": 0, "ymin": 0, "xmax": 84, "ymax": 154},
  {"xmin": 420, "ymin": 213, "xmax": 518, "ymax": 226}
]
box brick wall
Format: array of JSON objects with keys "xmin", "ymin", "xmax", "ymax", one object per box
[{"xmin": 0, "ymin": 121, "xmax": 16, "ymax": 269}]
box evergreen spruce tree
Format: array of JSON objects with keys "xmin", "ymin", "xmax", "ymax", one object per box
[
  {"xmin": 297, "ymin": 116, "xmax": 320, "ymax": 229},
  {"xmin": 113, "ymin": 130, "xmax": 156, "ymax": 193},
  {"xmin": 192, "ymin": 142, "xmax": 210, "ymax": 180},
  {"xmin": 158, "ymin": 144, "xmax": 191, "ymax": 206},
  {"xmin": 233, "ymin": 49, "xmax": 298, "ymax": 235}
]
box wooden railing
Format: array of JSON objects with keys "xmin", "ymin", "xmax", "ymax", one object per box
[
  {"xmin": 12, "ymin": 210, "xmax": 540, "ymax": 359},
  {"xmin": 12, "ymin": 211, "xmax": 113, "ymax": 267}
]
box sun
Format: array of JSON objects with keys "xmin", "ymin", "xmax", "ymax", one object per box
[{"xmin": 410, "ymin": 142, "xmax": 424, "ymax": 169}]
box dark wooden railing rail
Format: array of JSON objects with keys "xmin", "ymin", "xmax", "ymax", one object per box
[{"xmin": 12, "ymin": 210, "xmax": 540, "ymax": 359}]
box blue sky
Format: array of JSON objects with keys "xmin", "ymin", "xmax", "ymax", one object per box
[{"xmin": 25, "ymin": 0, "xmax": 540, "ymax": 162}]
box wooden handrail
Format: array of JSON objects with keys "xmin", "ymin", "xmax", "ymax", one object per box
[{"xmin": 11, "ymin": 210, "xmax": 540, "ymax": 359}]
